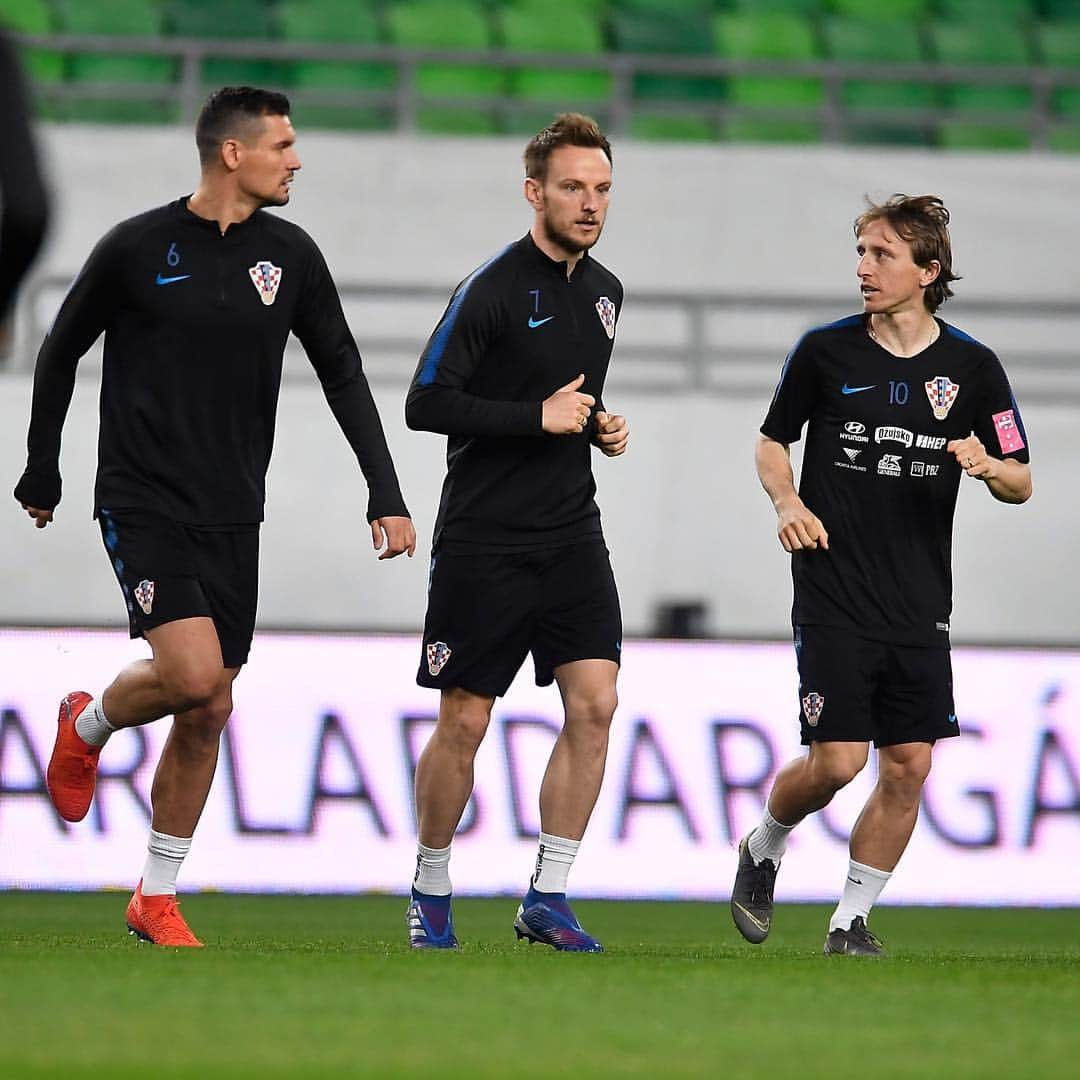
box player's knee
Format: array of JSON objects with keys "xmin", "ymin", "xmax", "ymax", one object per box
[
  {"xmin": 162, "ymin": 666, "xmax": 225, "ymax": 714},
  {"xmin": 563, "ymin": 688, "xmax": 617, "ymax": 735},
  {"xmin": 813, "ymin": 754, "xmax": 864, "ymax": 795},
  {"xmin": 439, "ymin": 692, "xmax": 492, "ymax": 751},
  {"xmin": 173, "ymin": 693, "xmax": 233, "ymax": 744}
]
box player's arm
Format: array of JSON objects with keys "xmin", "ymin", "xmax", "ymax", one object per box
[
  {"xmin": 293, "ymin": 243, "xmax": 414, "ymax": 558},
  {"xmin": 756, "ymin": 435, "xmax": 829, "ymax": 552},
  {"xmin": 946, "ymin": 438, "xmax": 1031, "ymax": 504},
  {"xmin": 13, "ymin": 230, "xmax": 119, "ymax": 526},
  {"xmin": 406, "ymin": 277, "xmax": 551, "ymax": 438}
]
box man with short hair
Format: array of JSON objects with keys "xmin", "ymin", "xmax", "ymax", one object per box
[
  {"xmin": 731, "ymin": 194, "xmax": 1031, "ymax": 956},
  {"xmin": 15, "ymin": 86, "xmax": 414, "ymax": 946},
  {"xmin": 404, "ymin": 113, "xmax": 629, "ymax": 952}
]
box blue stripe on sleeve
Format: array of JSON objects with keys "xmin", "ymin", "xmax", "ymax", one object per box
[{"xmin": 418, "ymin": 243, "xmax": 515, "ymax": 387}]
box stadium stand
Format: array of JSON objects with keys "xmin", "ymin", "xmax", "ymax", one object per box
[{"xmin": 2, "ymin": 0, "xmax": 1080, "ymax": 151}]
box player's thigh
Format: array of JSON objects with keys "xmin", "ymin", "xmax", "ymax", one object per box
[
  {"xmin": 417, "ymin": 550, "xmax": 536, "ymax": 698},
  {"xmin": 874, "ymin": 644, "xmax": 957, "ymax": 748},
  {"xmin": 533, "ymin": 541, "xmax": 622, "ymax": 688},
  {"xmin": 794, "ymin": 624, "xmax": 882, "ymax": 745}
]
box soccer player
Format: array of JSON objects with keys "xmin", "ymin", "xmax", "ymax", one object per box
[
  {"xmin": 731, "ymin": 194, "xmax": 1031, "ymax": 957},
  {"xmin": 14, "ymin": 87, "xmax": 415, "ymax": 947},
  {"xmin": 403, "ymin": 113, "xmax": 629, "ymax": 952}
]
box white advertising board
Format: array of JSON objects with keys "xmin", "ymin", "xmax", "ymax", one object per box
[{"xmin": 1, "ymin": 629, "xmax": 1077, "ymax": 904}]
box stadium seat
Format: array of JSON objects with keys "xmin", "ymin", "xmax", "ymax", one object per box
[
  {"xmin": 1041, "ymin": 0, "xmax": 1080, "ymax": 18},
  {"xmin": 277, "ymin": 0, "xmax": 394, "ymax": 131},
  {"xmin": 165, "ymin": 0, "xmax": 290, "ymax": 91},
  {"xmin": 822, "ymin": 17, "xmax": 935, "ymax": 145},
  {"xmin": 826, "ymin": 0, "xmax": 930, "ymax": 17},
  {"xmin": 1036, "ymin": 21, "xmax": 1080, "ymax": 123},
  {"xmin": 714, "ymin": 12, "xmax": 823, "ymax": 143},
  {"xmin": 727, "ymin": 0, "xmax": 823, "ymax": 13},
  {"xmin": 936, "ymin": 0, "xmax": 1034, "ymax": 20},
  {"xmin": 930, "ymin": 20, "xmax": 1034, "ymax": 150},
  {"xmin": 610, "ymin": 7, "xmax": 721, "ymax": 103},
  {"xmin": 53, "ymin": 0, "xmax": 176, "ymax": 124},
  {"xmin": 0, "ymin": 0, "xmax": 63, "ymax": 91},
  {"xmin": 629, "ymin": 113, "xmax": 716, "ymax": 142},
  {"xmin": 498, "ymin": 0, "xmax": 611, "ymax": 134},
  {"xmin": 385, "ymin": 1, "xmax": 501, "ymax": 135}
]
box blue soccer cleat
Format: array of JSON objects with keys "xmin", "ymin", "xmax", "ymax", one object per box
[
  {"xmin": 513, "ymin": 886, "xmax": 603, "ymax": 953},
  {"xmin": 406, "ymin": 888, "xmax": 458, "ymax": 949}
]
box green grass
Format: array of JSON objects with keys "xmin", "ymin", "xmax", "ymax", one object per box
[{"xmin": 1, "ymin": 893, "xmax": 1078, "ymax": 1078}]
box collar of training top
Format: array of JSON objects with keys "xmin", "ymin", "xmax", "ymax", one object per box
[
  {"xmin": 521, "ymin": 231, "xmax": 592, "ymax": 282},
  {"xmin": 173, "ymin": 195, "xmax": 261, "ymax": 237}
]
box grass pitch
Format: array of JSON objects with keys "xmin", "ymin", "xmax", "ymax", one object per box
[{"xmin": 1, "ymin": 893, "xmax": 1078, "ymax": 1078}]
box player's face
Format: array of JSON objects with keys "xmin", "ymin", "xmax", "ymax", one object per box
[
  {"xmin": 526, "ymin": 145, "xmax": 612, "ymax": 257},
  {"xmin": 233, "ymin": 113, "xmax": 301, "ymax": 207},
  {"xmin": 856, "ymin": 218, "xmax": 939, "ymax": 315}
]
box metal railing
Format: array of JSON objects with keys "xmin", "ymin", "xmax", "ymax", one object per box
[{"xmin": 16, "ymin": 33, "xmax": 1080, "ymax": 147}]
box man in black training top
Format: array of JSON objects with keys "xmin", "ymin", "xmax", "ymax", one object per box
[
  {"xmin": 731, "ymin": 195, "xmax": 1031, "ymax": 957},
  {"xmin": 14, "ymin": 87, "xmax": 415, "ymax": 947},
  {"xmin": 404, "ymin": 113, "xmax": 629, "ymax": 952}
]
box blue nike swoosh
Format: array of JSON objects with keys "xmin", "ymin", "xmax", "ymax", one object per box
[
  {"xmin": 528, "ymin": 315, "xmax": 554, "ymax": 328},
  {"xmin": 841, "ymin": 383, "xmax": 875, "ymax": 395},
  {"xmin": 155, "ymin": 273, "xmax": 191, "ymax": 286}
]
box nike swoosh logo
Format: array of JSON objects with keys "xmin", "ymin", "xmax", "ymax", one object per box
[
  {"xmin": 528, "ymin": 315, "xmax": 554, "ymax": 328},
  {"xmin": 732, "ymin": 902, "xmax": 770, "ymax": 934},
  {"xmin": 155, "ymin": 273, "xmax": 191, "ymax": 286},
  {"xmin": 847, "ymin": 877, "xmax": 864, "ymax": 886},
  {"xmin": 841, "ymin": 383, "xmax": 875, "ymax": 395}
]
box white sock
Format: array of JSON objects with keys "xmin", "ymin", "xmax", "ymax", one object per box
[
  {"xmin": 74, "ymin": 697, "xmax": 115, "ymax": 748},
  {"xmin": 829, "ymin": 859, "xmax": 892, "ymax": 933},
  {"xmin": 141, "ymin": 830, "xmax": 192, "ymax": 896},
  {"xmin": 413, "ymin": 842, "xmax": 452, "ymax": 895},
  {"xmin": 532, "ymin": 832, "xmax": 579, "ymax": 894},
  {"xmin": 748, "ymin": 804, "xmax": 794, "ymax": 866}
]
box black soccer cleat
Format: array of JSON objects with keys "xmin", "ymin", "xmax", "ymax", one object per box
[
  {"xmin": 823, "ymin": 916, "xmax": 885, "ymax": 957},
  {"xmin": 730, "ymin": 833, "xmax": 778, "ymax": 944}
]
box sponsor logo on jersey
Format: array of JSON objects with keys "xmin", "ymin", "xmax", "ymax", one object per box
[
  {"xmin": 426, "ymin": 640, "xmax": 452, "ymax": 676},
  {"xmin": 909, "ymin": 461, "xmax": 940, "ymax": 478},
  {"xmin": 992, "ymin": 409, "xmax": 1026, "ymax": 454},
  {"xmin": 915, "ymin": 433, "xmax": 947, "ymax": 450},
  {"xmin": 134, "ymin": 579, "xmax": 155, "ymax": 615},
  {"xmin": 925, "ymin": 375, "xmax": 959, "ymax": 420},
  {"xmin": 248, "ymin": 261, "xmax": 282, "ymax": 306},
  {"xmin": 841, "ymin": 383, "xmax": 875, "ymax": 395},
  {"xmin": 874, "ymin": 425, "xmax": 913, "ymax": 447},
  {"xmin": 595, "ymin": 296, "xmax": 616, "ymax": 339},
  {"xmin": 843, "ymin": 447, "xmax": 861, "ymax": 462},
  {"xmin": 877, "ymin": 453, "xmax": 903, "ymax": 477},
  {"xmin": 841, "ymin": 420, "xmax": 869, "ymax": 444},
  {"xmin": 802, "ymin": 691, "xmax": 825, "ymax": 727},
  {"xmin": 937, "ymin": 621, "xmax": 951, "ymax": 632}
]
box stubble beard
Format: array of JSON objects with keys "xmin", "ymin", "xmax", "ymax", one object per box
[{"xmin": 543, "ymin": 214, "xmax": 603, "ymax": 258}]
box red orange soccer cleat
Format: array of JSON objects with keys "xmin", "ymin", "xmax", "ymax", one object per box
[
  {"xmin": 46, "ymin": 691, "xmax": 100, "ymax": 822},
  {"xmin": 126, "ymin": 881, "xmax": 204, "ymax": 947}
]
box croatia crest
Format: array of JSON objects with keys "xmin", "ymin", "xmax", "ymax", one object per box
[
  {"xmin": 802, "ymin": 691, "xmax": 825, "ymax": 727},
  {"xmin": 248, "ymin": 260, "xmax": 282, "ymax": 306},
  {"xmin": 925, "ymin": 375, "xmax": 959, "ymax": 420},
  {"xmin": 426, "ymin": 640, "xmax": 452, "ymax": 676},
  {"xmin": 595, "ymin": 295, "xmax": 616, "ymax": 340},
  {"xmin": 134, "ymin": 579, "xmax": 155, "ymax": 615}
]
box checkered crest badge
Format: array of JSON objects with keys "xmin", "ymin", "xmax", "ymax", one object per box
[
  {"xmin": 925, "ymin": 375, "xmax": 959, "ymax": 420},
  {"xmin": 426, "ymin": 641, "xmax": 452, "ymax": 676},
  {"xmin": 595, "ymin": 295, "xmax": 616, "ymax": 340},
  {"xmin": 248, "ymin": 260, "xmax": 282, "ymax": 306},
  {"xmin": 134, "ymin": 579, "xmax": 155, "ymax": 615},
  {"xmin": 802, "ymin": 691, "xmax": 825, "ymax": 727}
]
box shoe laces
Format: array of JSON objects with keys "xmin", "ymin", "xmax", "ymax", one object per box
[
  {"xmin": 848, "ymin": 917, "xmax": 883, "ymax": 949},
  {"xmin": 747, "ymin": 856, "xmax": 777, "ymax": 905}
]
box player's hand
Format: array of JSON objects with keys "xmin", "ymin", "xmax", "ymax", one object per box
[
  {"xmin": 775, "ymin": 496, "xmax": 829, "ymax": 553},
  {"xmin": 947, "ymin": 436, "xmax": 995, "ymax": 481},
  {"xmin": 21, "ymin": 504, "xmax": 53, "ymax": 529},
  {"xmin": 371, "ymin": 516, "xmax": 416, "ymax": 560},
  {"xmin": 592, "ymin": 411, "xmax": 629, "ymax": 456},
  {"xmin": 542, "ymin": 373, "xmax": 595, "ymax": 435}
]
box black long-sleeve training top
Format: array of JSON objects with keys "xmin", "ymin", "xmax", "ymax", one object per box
[
  {"xmin": 406, "ymin": 233, "xmax": 622, "ymax": 551},
  {"xmin": 14, "ymin": 197, "xmax": 408, "ymax": 526}
]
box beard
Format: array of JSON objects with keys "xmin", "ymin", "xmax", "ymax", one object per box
[{"xmin": 543, "ymin": 214, "xmax": 603, "ymax": 257}]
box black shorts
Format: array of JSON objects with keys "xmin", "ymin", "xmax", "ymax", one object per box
[
  {"xmin": 98, "ymin": 508, "xmax": 259, "ymax": 668},
  {"xmin": 794, "ymin": 624, "xmax": 958, "ymax": 748},
  {"xmin": 417, "ymin": 539, "xmax": 622, "ymax": 698}
]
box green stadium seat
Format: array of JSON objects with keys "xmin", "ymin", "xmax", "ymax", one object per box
[
  {"xmin": 610, "ymin": 8, "xmax": 722, "ymax": 103},
  {"xmin": 714, "ymin": 12, "xmax": 823, "ymax": 143},
  {"xmin": 930, "ymin": 20, "xmax": 1034, "ymax": 149},
  {"xmin": 53, "ymin": 0, "xmax": 176, "ymax": 124},
  {"xmin": 826, "ymin": 0, "xmax": 930, "ymax": 18},
  {"xmin": 277, "ymin": 0, "xmax": 394, "ymax": 131},
  {"xmin": 385, "ymin": 0, "xmax": 502, "ymax": 135},
  {"xmin": 1041, "ymin": 0, "xmax": 1080, "ymax": 19},
  {"xmin": 629, "ymin": 112, "xmax": 716, "ymax": 142},
  {"xmin": 936, "ymin": 0, "xmax": 1034, "ymax": 20},
  {"xmin": 822, "ymin": 17, "xmax": 935, "ymax": 145},
  {"xmin": 0, "ymin": 0, "xmax": 63, "ymax": 88},
  {"xmin": 1048, "ymin": 124, "xmax": 1080, "ymax": 149},
  {"xmin": 498, "ymin": 0, "xmax": 611, "ymax": 126},
  {"xmin": 1036, "ymin": 22, "xmax": 1080, "ymax": 118},
  {"xmin": 166, "ymin": 0, "xmax": 289, "ymax": 90},
  {"xmin": 728, "ymin": 0, "xmax": 823, "ymax": 14},
  {"xmin": 613, "ymin": 0, "xmax": 714, "ymax": 12}
]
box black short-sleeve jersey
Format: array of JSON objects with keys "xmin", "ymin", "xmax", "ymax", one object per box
[
  {"xmin": 761, "ymin": 314, "xmax": 1030, "ymax": 646},
  {"xmin": 406, "ymin": 233, "xmax": 622, "ymax": 551},
  {"xmin": 14, "ymin": 198, "xmax": 408, "ymax": 526}
]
